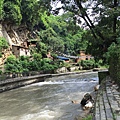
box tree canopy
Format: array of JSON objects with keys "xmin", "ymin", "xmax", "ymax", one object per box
[
  {"xmin": 50, "ymin": 0, "xmax": 120, "ymax": 60},
  {"xmin": 0, "ymin": 0, "xmax": 120, "ymax": 62},
  {"xmin": 39, "ymin": 12, "xmax": 86, "ymax": 55},
  {"xmin": 0, "ymin": 0, "xmax": 4, "ymax": 20},
  {"xmin": 1, "ymin": 0, "xmax": 50, "ymax": 26}
]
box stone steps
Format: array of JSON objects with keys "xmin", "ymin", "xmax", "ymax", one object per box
[{"xmin": 93, "ymin": 77, "xmax": 120, "ymax": 120}]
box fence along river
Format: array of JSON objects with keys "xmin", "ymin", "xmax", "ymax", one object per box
[{"xmin": 0, "ymin": 72, "xmax": 98, "ymax": 120}]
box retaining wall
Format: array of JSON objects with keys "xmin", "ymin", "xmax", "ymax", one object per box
[
  {"xmin": 0, "ymin": 74, "xmax": 51, "ymax": 93},
  {"xmin": 0, "ymin": 69, "xmax": 107, "ymax": 93}
]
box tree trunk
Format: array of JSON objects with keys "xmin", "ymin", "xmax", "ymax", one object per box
[{"xmin": 113, "ymin": 0, "xmax": 117, "ymax": 43}]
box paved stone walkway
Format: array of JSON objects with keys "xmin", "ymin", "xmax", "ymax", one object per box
[{"xmin": 93, "ymin": 76, "xmax": 120, "ymax": 120}]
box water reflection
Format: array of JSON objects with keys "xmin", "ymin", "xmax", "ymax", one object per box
[{"xmin": 0, "ymin": 72, "xmax": 98, "ymax": 120}]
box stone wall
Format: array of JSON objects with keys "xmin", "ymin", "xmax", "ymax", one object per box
[
  {"xmin": 0, "ymin": 74, "xmax": 51, "ymax": 93},
  {"xmin": 98, "ymin": 70, "xmax": 109, "ymax": 84}
]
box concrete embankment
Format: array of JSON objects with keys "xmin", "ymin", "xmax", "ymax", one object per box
[
  {"xmin": 0, "ymin": 70, "xmax": 91, "ymax": 93},
  {"xmin": 0, "ymin": 74, "xmax": 52, "ymax": 93},
  {"xmin": 0, "ymin": 69, "xmax": 106, "ymax": 93}
]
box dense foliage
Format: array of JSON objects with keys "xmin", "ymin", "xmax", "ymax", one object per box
[
  {"xmin": 1, "ymin": 0, "xmax": 50, "ymax": 26},
  {"xmin": 105, "ymin": 41, "xmax": 120, "ymax": 86},
  {"xmin": 0, "ymin": 0, "xmax": 4, "ymax": 20},
  {"xmin": 0, "ymin": 37, "xmax": 8, "ymax": 50},
  {"xmin": 1, "ymin": 0, "xmax": 88, "ymax": 55},
  {"xmin": 5, "ymin": 55, "xmax": 62, "ymax": 75},
  {"xmin": 3, "ymin": 0, "xmax": 22, "ymax": 25},
  {"xmin": 39, "ymin": 12, "xmax": 87, "ymax": 55},
  {"xmin": 0, "ymin": 0, "xmax": 120, "ymax": 58},
  {"xmin": 0, "ymin": 0, "xmax": 120, "ymax": 85},
  {"xmin": 49, "ymin": 0, "xmax": 120, "ymax": 85},
  {"xmin": 80, "ymin": 59, "xmax": 97, "ymax": 70},
  {"xmin": 0, "ymin": 37, "xmax": 8, "ymax": 57},
  {"xmin": 49, "ymin": 0, "xmax": 120, "ymax": 61}
]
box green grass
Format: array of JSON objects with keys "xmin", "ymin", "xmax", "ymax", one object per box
[{"xmin": 82, "ymin": 115, "xmax": 92, "ymax": 120}]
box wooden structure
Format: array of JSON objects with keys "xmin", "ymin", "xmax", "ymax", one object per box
[{"xmin": 12, "ymin": 45, "xmax": 30, "ymax": 58}]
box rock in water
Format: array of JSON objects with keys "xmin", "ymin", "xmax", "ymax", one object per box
[{"xmin": 94, "ymin": 85, "xmax": 100, "ymax": 91}]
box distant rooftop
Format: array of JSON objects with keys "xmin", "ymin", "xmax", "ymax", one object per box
[{"xmin": 57, "ymin": 56, "xmax": 69, "ymax": 60}]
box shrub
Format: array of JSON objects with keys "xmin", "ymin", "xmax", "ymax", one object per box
[
  {"xmin": 81, "ymin": 59, "xmax": 95, "ymax": 70},
  {"xmin": 5, "ymin": 55, "xmax": 23, "ymax": 74},
  {"xmin": 82, "ymin": 115, "xmax": 92, "ymax": 120},
  {"xmin": 0, "ymin": 53, "xmax": 2, "ymax": 58},
  {"xmin": 40, "ymin": 58, "xmax": 58, "ymax": 72},
  {"xmin": 0, "ymin": 37, "xmax": 8, "ymax": 51},
  {"xmin": 33, "ymin": 53, "xmax": 42, "ymax": 61},
  {"xmin": 106, "ymin": 42, "xmax": 120, "ymax": 86},
  {"xmin": 0, "ymin": 70, "xmax": 2, "ymax": 75}
]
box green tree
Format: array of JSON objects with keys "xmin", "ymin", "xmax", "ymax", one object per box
[
  {"xmin": 21, "ymin": 0, "xmax": 49, "ymax": 29},
  {"xmin": 3, "ymin": 0, "xmax": 22, "ymax": 25},
  {"xmin": 0, "ymin": 37, "xmax": 8, "ymax": 52},
  {"xmin": 48, "ymin": 0, "xmax": 120, "ymax": 60},
  {"xmin": 35, "ymin": 41, "xmax": 47, "ymax": 58},
  {"xmin": 39, "ymin": 12, "xmax": 86, "ymax": 55},
  {"xmin": 5, "ymin": 55, "xmax": 22, "ymax": 73},
  {"xmin": 33, "ymin": 53, "xmax": 42, "ymax": 61},
  {"xmin": 73, "ymin": 31, "xmax": 88, "ymax": 53},
  {"xmin": 106, "ymin": 42, "xmax": 120, "ymax": 85},
  {"xmin": 19, "ymin": 56, "xmax": 30, "ymax": 73},
  {"xmin": 0, "ymin": 0, "xmax": 4, "ymax": 20}
]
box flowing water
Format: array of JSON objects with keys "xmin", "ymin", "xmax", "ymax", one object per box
[{"xmin": 0, "ymin": 72, "xmax": 99, "ymax": 120}]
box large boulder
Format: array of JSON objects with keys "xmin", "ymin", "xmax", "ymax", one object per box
[
  {"xmin": 56, "ymin": 67, "xmax": 67, "ymax": 73},
  {"xmin": 80, "ymin": 93, "xmax": 94, "ymax": 110}
]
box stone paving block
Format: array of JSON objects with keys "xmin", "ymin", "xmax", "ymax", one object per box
[
  {"xmin": 116, "ymin": 115, "xmax": 120, "ymax": 120},
  {"xmin": 113, "ymin": 92, "xmax": 120, "ymax": 95},
  {"xmin": 113, "ymin": 90, "xmax": 119, "ymax": 93},
  {"xmin": 95, "ymin": 102, "xmax": 100, "ymax": 111},
  {"xmin": 104, "ymin": 100, "xmax": 108, "ymax": 103},
  {"xmin": 107, "ymin": 90, "xmax": 112, "ymax": 94},
  {"xmin": 114, "ymin": 95, "xmax": 120, "ymax": 99},
  {"xmin": 118, "ymin": 101, "xmax": 120, "ymax": 106},
  {"xmin": 106, "ymin": 91, "xmax": 113, "ymax": 96},
  {"xmin": 110, "ymin": 103, "xmax": 119, "ymax": 108},
  {"xmin": 107, "ymin": 118, "xmax": 114, "ymax": 120},
  {"xmin": 107, "ymin": 94, "xmax": 113, "ymax": 98},
  {"xmin": 100, "ymin": 117, "xmax": 106, "ymax": 120},
  {"xmin": 94, "ymin": 78, "xmax": 120, "ymax": 120},
  {"xmin": 100, "ymin": 106, "xmax": 106, "ymax": 119},
  {"xmin": 105, "ymin": 108, "xmax": 113, "ymax": 119},
  {"xmin": 112, "ymin": 89, "xmax": 119, "ymax": 94},
  {"xmin": 100, "ymin": 103, "xmax": 104, "ymax": 106},
  {"xmin": 108, "ymin": 97, "xmax": 118, "ymax": 105},
  {"xmin": 96, "ymin": 104, "xmax": 99, "ymax": 109},
  {"xmin": 115, "ymin": 97, "xmax": 120, "ymax": 101},
  {"xmin": 103, "ymin": 95, "xmax": 108, "ymax": 101},
  {"xmin": 103, "ymin": 95, "xmax": 114, "ymax": 119},
  {"xmin": 110, "ymin": 102, "xmax": 119, "ymax": 108},
  {"xmin": 96, "ymin": 108, "xmax": 100, "ymax": 114},
  {"xmin": 95, "ymin": 114, "xmax": 100, "ymax": 120}
]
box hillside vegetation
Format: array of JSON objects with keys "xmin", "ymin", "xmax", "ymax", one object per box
[{"xmin": 0, "ymin": 0, "xmax": 120, "ymax": 85}]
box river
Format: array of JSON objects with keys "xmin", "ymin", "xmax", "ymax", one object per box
[{"xmin": 0, "ymin": 72, "xmax": 99, "ymax": 120}]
